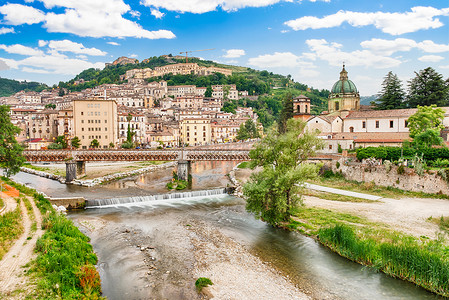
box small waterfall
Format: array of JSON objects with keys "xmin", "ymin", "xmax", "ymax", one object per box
[{"xmin": 86, "ymin": 188, "xmax": 231, "ymax": 208}]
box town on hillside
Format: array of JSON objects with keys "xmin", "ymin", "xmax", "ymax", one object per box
[{"xmin": 0, "ymin": 58, "xmax": 256, "ymax": 150}]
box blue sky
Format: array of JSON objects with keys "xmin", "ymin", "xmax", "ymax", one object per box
[{"xmin": 0, "ymin": 0, "xmax": 448, "ymax": 96}]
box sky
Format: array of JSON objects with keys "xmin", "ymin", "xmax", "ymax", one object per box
[{"xmin": 0, "ymin": 0, "xmax": 448, "ymax": 96}]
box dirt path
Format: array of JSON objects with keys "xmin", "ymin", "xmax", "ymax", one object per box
[
  {"xmin": 0, "ymin": 196, "xmax": 44, "ymax": 297},
  {"xmin": 304, "ymin": 195, "xmax": 449, "ymax": 239},
  {"xmin": 0, "ymin": 194, "xmax": 17, "ymax": 215}
]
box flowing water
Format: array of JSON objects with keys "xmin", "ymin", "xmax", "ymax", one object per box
[{"xmin": 11, "ymin": 162, "xmax": 442, "ymax": 299}]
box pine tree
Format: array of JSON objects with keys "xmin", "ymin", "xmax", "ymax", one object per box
[
  {"xmin": 0, "ymin": 105, "xmax": 25, "ymax": 177},
  {"xmin": 374, "ymin": 71, "xmax": 405, "ymax": 110},
  {"xmin": 406, "ymin": 67, "xmax": 449, "ymax": 108},
  {"xmin": 277, "ymin": 92, "xmax": 293, "ymax": 134}
]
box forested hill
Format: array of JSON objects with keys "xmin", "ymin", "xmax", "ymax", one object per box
[
  {"xmin": 0, "ymin": 77, "xmax": 48, "ymax": 97},
  {"xmin": 59, "ymin": 55, "xmax": 330, "ymax": 117}
]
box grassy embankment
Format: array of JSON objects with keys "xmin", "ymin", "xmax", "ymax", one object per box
[
  {"xmin": 0, "ymin": 195, "xmax": 23, "ymax": 259},
  {"xmin": 1, "ymin": 176, "xmax": 102, "ymax": 299},
  {"xmin": 290, "ymin": 173, "xmax": 449, "ymax": 297}
]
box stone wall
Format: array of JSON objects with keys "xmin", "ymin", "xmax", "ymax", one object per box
[
  {"xmin": 49, "ymin": 197, "xmax": 86, "ymax": 209},
  {"xmin": 334, "ymin": 159, "xmax": 449, "ymax": 195}
]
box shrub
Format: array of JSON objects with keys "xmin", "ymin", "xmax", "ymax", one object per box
[
  {"xmin": 397, "ymin": 165, "xmax": 405, "ymax": 175},
  {"xmin": 383, "ymin": 160, "xmax": 392, "ymax": 173},
  {"xmin": 121, "ymin": 141, "xmax": 134, "ymax": 149},
  {"xmin": 195, "ymin": 277, "xmax": 213, "ymax": 292},
  {"xmin": 336, "ymin": 161, "xmax": 340, "ymax": 169}
]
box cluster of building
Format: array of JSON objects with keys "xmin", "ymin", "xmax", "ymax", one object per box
[
  {"xmin": 123, "ymin": 62, "xmax": 233, "ymax": 83},
  {"xmin": 294, "ymin": 65, "xmax": 449, "ymax": 153},
  {"xmin": 1, "ymin": 76, "xmax": 256, "ymax": 150}
]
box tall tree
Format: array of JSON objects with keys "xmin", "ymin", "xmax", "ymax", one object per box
[
  {"xmin": 406, "ymin": 67, "xmax": 449, "ymax": 108},
  {"xmin": 0, "ymin": 105, "xmax": 25, "ymax": 177},
  {"xmin": 277, "ymin": 92, "xmax": 293, "ymax": 134},
  {"xmin": 374, "ymin": 71, "xmax": 405, "ymax": 110},
  {"xmin": 71, "ymin": 136, "xmax": 81, "ymax": 149},
  {"xmin": 243, "ymin": 119, "xmax": 323, "ymax": 226},
  {"xmin": 407, "ymin": 105, "xmax": 445, "ymax": 148},
  {"xmin": 204, "ymin": 86, "xmax": 213, "ymax": 97},
  {"xmin": 236, "ymin": 119, "xmax": 259, "ymax": 141}
]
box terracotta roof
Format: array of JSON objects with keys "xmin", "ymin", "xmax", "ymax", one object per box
[{"xmin": 324, "ymin": 132, "xmax": 411, "ymax": 141}]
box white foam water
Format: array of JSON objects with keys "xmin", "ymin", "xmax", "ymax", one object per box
[{"xmin": 86, "ymin": 188, "xmax": 230, "ymax": 209}]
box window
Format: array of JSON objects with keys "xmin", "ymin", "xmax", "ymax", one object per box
[
  {"xmin": 405, "ymin": 120, "xmax": 408, "ymax": 127},
  {"xmin": 375, "ymin": 120, "xmax": 379, "ymax": 128},
  {"xmin": 335, "ymin": 102, "xmax": 340, "ymax": 111},
  {"xmin": 105, "ymin": 128, "xmax": 107, "ymax": 131},
  {"xmin": 82, "ymin": 128, "xmax": 84, "ymax": 131},
  {"xmin": 81, "ymin": 120, "xmax": 84, "ymax": 124},
  {"xmin": 390, "ymin": 120, "xmax": 394, "ymax": 128},
  {"xmin": 81, "ymin": 112, "xmax": 84, "ymax": 115},
  {"xmin": 362, "ymin": 121, "xmax": 366, "ymax": 128},
  {"xmin": 329, "ymin": 145, "xmax": 333, "ymax": 150},
  {"xmin": 349, "ymin": 127, "xmax": 354, "ymax": 133}
]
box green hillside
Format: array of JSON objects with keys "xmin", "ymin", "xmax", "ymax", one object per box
[
  {"xmin": 56, "ymin": 56, "xmax": 329, "ymax": 129},
  {"xmin": 0, "ymin": 77, "xmax": 48, "ymax": 97}
]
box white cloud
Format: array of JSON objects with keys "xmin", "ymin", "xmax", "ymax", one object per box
[
  {"xmin": 306, "ymin": 39, "xmax": 402, "ymax": 68},
  {"xmin": 249, "ymin": 52, "xmax": 300, "ymax": 68},
  {"xmin": 150, "ymin": 8, "xmax": 165, "ymax": 19},
  {"xmin": 440, "ymin": 65, "xmax": 449, "ymax": 69},
  {"xmin": 107, "ymin": 42, "xmax": 120, "ymax": 46},
  {"xmin": 223, "ymin": 49, "xmax": 245, "ymax": 58},
  {"xmin": 22, "ymin": 67, "xmax": 51, "ymax": 74},
  {"xmin": 0, "ymin": 1, "xmax": 175, "ymax": 39},
  {"xmin": 0, "ymin": 4, "xmax": 46, "ymax": 25},
  {"xmin": 48, "ymin": 40, "xmax": 107, "ymax": 56},
  {"xmin": 0, "ymin": 44, "xmax": 44, "ymax": 56},
  {"xmin": 38, "ymin": 40, "xmax": 48, "ymax": 47},
  {"xmin": 361, "ymin": 38, "xmax": 449, "ymax": 55},
  {"xmin": 418, "ymin": 55, "xmax": 444, "ymax": 62},
  {"xmin": 141, "ymin": 0, "xmax": 288, "ymax": 14},
  {"xmin": 129, "ymin": 54, "xmax": 138, "ymax": 58},
  {"xmin": 0, "ymin": 27, "xmax": 15, "ymax": 34},
  {"xmin": 129, "ymin": 10, "xmax": 141, "ymax": 18},
  {"xmin": 0, "ymin": 59, "xmax": 10, "ymax": 70},
  {"xmin": 417, "ymin": 40, "xmax": 449, "ymax": 53},
  {"xmin": 284, "ymin": 6, "xmax": 449, "ymax": 35}
]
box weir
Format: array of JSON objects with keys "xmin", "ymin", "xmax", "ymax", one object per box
[{"xmin": 86, "ymin": 188, "xmax": 231, "ymax": 207}]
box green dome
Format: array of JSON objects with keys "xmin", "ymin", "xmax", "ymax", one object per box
[{"xmin": 331, "ymin": 79, "xmax": 358, "ymax": 94}]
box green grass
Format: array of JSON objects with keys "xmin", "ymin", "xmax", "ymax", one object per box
[
  {"xmin": 0, "ymin": 206, "xmax": 23, "ymax": 260},
  {"xmin": 237, "ymin": 161, "xmax": 250, "ymax": 169},
  {"xmin": 304, "ymin": 190, "xmax": 379, "ymax": 203},
  {"xmin": 195, "ymin": 277, "xmax": 213, "ymax": 292},
  {"xmin": 318, "ymin": 224, "xmax": 449, "ymax": 297},
  {"xmin": 428, "ymin": 216, "xmax": 449, "ymax": 233},
  {"xmin": 309, "ymin": 175, "xmax": 449, "ymax": 200}
]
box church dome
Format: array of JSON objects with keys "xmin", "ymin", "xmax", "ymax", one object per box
[{"xmin": 331, "ymin": 65, "xmax": 358, "ymax": 94}]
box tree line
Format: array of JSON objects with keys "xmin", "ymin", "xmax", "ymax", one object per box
[{"xmin": 373, "ymin": 67, "xmax": 449, "ymax": 110}]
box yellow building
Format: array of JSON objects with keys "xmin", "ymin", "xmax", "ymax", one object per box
[
  {"xmin": 328, "ymin": 65, "xmax": 360, "ymax": 113},
  {"xmin": 73, "ymin": 99, "xmax": 118, "ymax": 149},
  {"xmin": 181, "ymin": 118, "xmax": 211, "ymax": 146}
]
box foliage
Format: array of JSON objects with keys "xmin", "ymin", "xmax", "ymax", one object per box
[
  {"xmin": 45, "ymin": 103, "xmax": 56, "ymax": 109},
  {"xmin": 34, "ymin": 212, "xmax": 101, "ymax": 299},
  {"xmin": 237, "ymin": 161, "xmax": 250, "ymax": 169},
  {"xmin": 0, "ymin": 77, "xmax": 48, "ymax": 97},
  {"xmin": 47, "ymin": 143, "xmax": 63, "ymax": 149},
  {"xmin": 406, "ymin": 67, "xmax": 449, "ymax": 108},
  {"xmin": 412, "ymin": 153, "xmax": 425, "ymax": 176},
  {"xmin": 243, "ymin": 119, "xmax": 324, "ymax": 226},
  {"xmin": 407, "ymin": 105, "xmax": 444, "ymax": 142},
  {"xmin": 277, "ymin": 91, "xmax": 294, "ymax": 134},
  {"xmin": 71, "ymin": 136, "xmax": 81, "ymax": 149},
  {"xmin": 54, "ymin": 135, "xmax": 68, "ymax": 149},
  {"xmin": 204, "ymin": 86, "xmax": 213, "ymax": 97},
  {"xmin": 222, "ymin": 101, "xmax": 237, "ymax": 114},
  {"xmin": 109, "ymin": 142, "xmax": 115, "ymax": 149},
  {"xmin": 236, "ymin": 119, "xmax": 259, "ymax": 141},
  {"xmin": 0, "ymin": 206, "xmax": 23, "ymax": 260},
  {"xmin": 0, "ymin": 105, "xmax": 26, "ymax": 177},
  {"xmin": 90, "ymin": 139, "xmax": 100, "ymax": 148},
  {"xmin": 319, "ymin": 224, "xmax": 449, "ymax": 297},
  {"xmin": 195, "ymin": 277, "xmax": 213, "ymax": 292},
  {"xmin": 374, "ymin": 71, "xmax": 405, "ymax": 110},
  {"xmin": 121, "ymin": 141, "xmax": 134, "ymax": 149}
]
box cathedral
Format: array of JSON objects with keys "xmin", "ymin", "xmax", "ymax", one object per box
[{"xmin": 328, "ymin": 65, "xmax": 360, "ymax": 113}]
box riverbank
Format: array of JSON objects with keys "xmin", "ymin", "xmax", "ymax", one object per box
[
  {"xmin": 233, "ymin": 165, "xmax": 449, "ymax": 297},
  {"xmin": 72, "ymin": 204, "xmax": 311, "ymax": 300},
  {"xmin": 21, "ymin": 161, "xmax": 175, "ymax": 187}
]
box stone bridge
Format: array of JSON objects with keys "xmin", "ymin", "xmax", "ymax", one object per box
[{"xmin": 23, "ymin": 149, "xmax": 250, "ymax": 183}]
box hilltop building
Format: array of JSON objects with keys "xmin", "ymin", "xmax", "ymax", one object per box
[{"xmin": 328, "ymin": 65, "xmax": 360, "ymax": 113}]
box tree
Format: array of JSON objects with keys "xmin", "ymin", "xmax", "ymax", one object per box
[
  {"xmin": 204, "ymin": 86, "xmax": 213, "ymax": 97},
  {"xmin": 55, "ymin": 135, "xmax": 68, "ymax": 148},
  {"xmin": 71, "ymin": 136, "xmax": 81, "ymax": 149},
  {"xmin": 223, "ymin": 85, "xmax": 230, "ymax": 101},
  {"xmin": 406, "ymin": 67, "xmax": 449, "ymax": 108},
  {"xmin": 90, "ymin": 139, "xmax": 100, "ymax": 148},
  {"xmin": 0, "ymin": 105, "xmax": 25, "ymax": 177},
  {"xmin": 237, "ymin": 119, "xmax": 259, "ymax": 141},
  {"xmin": 374, "ymin": 71, "xmax": 405, "ymax": 110},
  {"xmin": 126, "ymin": 113, "xmax": 135, "ymax": 144},
  {"xmin": 243, "ymin": 119, "xmax": 324, "ymax": 226},
  {"xmin": 277, "ymin": 92, "xmax": 293, "ymax": 134},
  {"xmin": 45, "ymin": 103, "xmax": 56, "ymax": 109},
  {"xmin": 407, "ymin": 105, "xmax": 445, "ymax": 148}
]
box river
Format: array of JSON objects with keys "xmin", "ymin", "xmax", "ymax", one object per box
[{"xmin": 11, "ymin": 162, "xmax": 441, "ymax": 299}]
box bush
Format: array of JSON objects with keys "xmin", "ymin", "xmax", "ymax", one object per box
[
  {"xmin": 48, "ymin": 143, "xmax": 63, "ymax": 149},
  {"xmin": 397, "ymin": 165, "xmax": 405, "ymax": 175},
  {"xmin": 195, "ymin": 277, "xmax": 213, "ymax": 292},
  {"xmin": 336, "ymin": 161, "xmax": 340, "ymax": 169}
]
